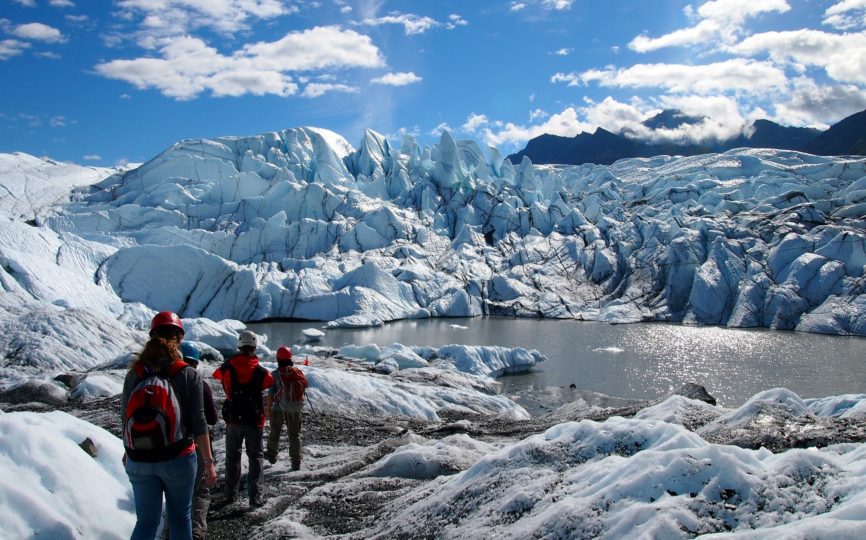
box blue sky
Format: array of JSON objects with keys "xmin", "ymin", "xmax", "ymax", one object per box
[{"xmin": 1, "ymin": 0, "xmax": 865, "ymax": 166}]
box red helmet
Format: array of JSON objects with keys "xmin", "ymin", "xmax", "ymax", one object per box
[
  {"xmin": 276, "ymin": 346, "xmax": 293, "ymax": 361},
  {"xmin": 150, "ymin": 311, "xmax": 184, "ymax": 336}
]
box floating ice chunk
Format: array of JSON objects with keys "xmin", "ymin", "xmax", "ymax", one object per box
[{"xmin": 302, "ymin": 328, "xmax": 325, "ymax": 341}]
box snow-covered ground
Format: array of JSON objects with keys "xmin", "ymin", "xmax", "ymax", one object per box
[
  {"xmin": 3, "ymin": 385, "xmax": 866, "ymax": 539},
  {"xmin": 1, "ymin": 127, "xmax": 866, "ymax": 537}
]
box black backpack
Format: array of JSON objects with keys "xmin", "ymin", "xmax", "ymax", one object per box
[{"xmin": 220, "ymin": 362, "xmax": 266, "ymax": 425}]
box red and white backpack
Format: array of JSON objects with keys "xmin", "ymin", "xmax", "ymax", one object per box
[{"xmin": 123, "ymin": 361, "xmax": 190, "ymax": 461}]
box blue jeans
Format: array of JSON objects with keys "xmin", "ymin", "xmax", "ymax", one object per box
[{"xmin": 126, "ymin": 452, "xmax": 197, "ymax": 540}]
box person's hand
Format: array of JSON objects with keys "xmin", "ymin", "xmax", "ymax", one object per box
[{"xmin": 204, "ymin": 462, "xmax": 217, "ymax": 488}]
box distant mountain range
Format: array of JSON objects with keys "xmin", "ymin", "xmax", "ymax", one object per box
[{"xmin": 508, "ymin": 108, "xmax": 866, "ymax": 165}]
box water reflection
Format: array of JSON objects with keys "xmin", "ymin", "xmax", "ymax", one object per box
[{"xmin": 249, "ymin": 317, "xmax": 866, "ymax": 408}]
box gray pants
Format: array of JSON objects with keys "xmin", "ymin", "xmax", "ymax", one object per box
[
  {"xmin": 224, "ymin": 423, "xmax": 264, "ymax": 502},
  {"xmin": 192, "ymin": 449, "xmax": 210, "ymax": 540},
  {"xmin": 266, "ymin": 410, "xmax": 303, "ymax": 468}
]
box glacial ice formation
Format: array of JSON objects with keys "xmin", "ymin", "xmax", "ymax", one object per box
[{"xmin": 2, "ymin": 126, "xmax": 865, "ymax": 348}]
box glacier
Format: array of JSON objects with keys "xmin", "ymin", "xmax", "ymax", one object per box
[
  {"xmin": 2, "ymin": 125, "xmax": 866, "ymax": 538},
  {"xmin": 10, "ymin": 127, "xmax": 860, "ymax": 337}
]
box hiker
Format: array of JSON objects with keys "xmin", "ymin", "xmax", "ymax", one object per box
[
  {"xmin": 122, "ymin": 311, "xmax": 217, "ymax": 540},
  {"xmin": 179, "ymin": 342, "xmax": 218, "ymax": 540},
  {"xmin": 264, "ymin": 346, "xmax": 308, "ymax": 470},
  {"xmin": 212, "ymin": 330, "xmax": 274, "ymax": 508}
]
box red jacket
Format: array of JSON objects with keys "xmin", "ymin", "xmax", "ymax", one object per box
[{"xmin": 213, "ymin": 354, "xmax": 274, "ymax": 427}]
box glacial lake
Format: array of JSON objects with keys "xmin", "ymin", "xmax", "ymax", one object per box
[{"xmin": 249, "ymin": 317, "xmax": 866, "ymax": 410}]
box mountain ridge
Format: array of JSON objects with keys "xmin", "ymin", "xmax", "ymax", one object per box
[{"xmin": 509, "ymin": 109, "xmax": 864, "ymax": 165}]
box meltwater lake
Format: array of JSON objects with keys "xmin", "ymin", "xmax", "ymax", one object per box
[{"xmin": 250, "ymin": 317, "xmax": 866, "ymax": 410}]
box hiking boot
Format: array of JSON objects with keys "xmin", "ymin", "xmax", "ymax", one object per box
[
  {"xmin": 250, "ymin": 495, "xmax": 265, "ymax": 508},
  {"xmin": 264, "ymin": 452, "xmax": 277, "ymax": 465},
  {"xmin": 291, "ymin": 460, "xmax": 300, "ymax": 471}
]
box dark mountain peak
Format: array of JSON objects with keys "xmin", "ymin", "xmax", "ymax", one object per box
[
  {"xmin": 737, "ymin": 119, "xmax": 822, "ymax": 150},
  {"xmin": 642, "ymin": 109, "xmax": 705, "ymax": 130},
  {"xmin": 803, "ymin": 109, "xmax": 866, "ymax": 156}
]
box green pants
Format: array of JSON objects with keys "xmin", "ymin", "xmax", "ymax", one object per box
[{"xmin": 266, "ymin": 409, "xmax": 303, "ymax": 469}]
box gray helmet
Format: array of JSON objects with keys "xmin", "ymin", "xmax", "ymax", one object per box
[{"xmin": 238, "ymin": 330, "xmax": 258, "ymax": 349}]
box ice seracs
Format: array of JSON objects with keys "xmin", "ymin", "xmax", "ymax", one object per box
[{"xmin": 3, "ymin": 132, "xmax": 861, "ymax": 336}]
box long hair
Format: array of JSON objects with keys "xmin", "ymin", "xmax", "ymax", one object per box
[{"xmin": 131, "ymin": 336, "xmax": 182, "ymax": 372}]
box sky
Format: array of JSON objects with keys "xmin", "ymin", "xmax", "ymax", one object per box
[{"xmin": 0, "ymin": 0, "xmax": 865, "ymax": 166}]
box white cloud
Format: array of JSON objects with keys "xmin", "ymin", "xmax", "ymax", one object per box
[
  {"xmin": 429, "ymin": 122, "xmax": 451, "ymax": 136},
  {"xmin": 475, "ymin": 95, "xmax": 770, "ymax": 151},
  {"xmin": 50, "ymin": 0, "xmax": 75, "ymax": 7},
  {"xmin": 11, "ymin": 23, "xmax": 66, "ymax": 43},
  {"xmin": 83, "ymin": 154, "xmax": 101, "ymax": 161},
  {"xmin": 371, "ymin": 72, "xmax": 422, "ymax": 86},
  {"xmin": 542, "ymin": 0, "xmax": 573, "ymax": 10},
  {"xmin": 461, "ymin": 113, "xmax": 489, "ymax": 133},
  {"xmin": 550, "ymin": 72, "xmax": 580, "ymax": 86},
  {"xmin": 0, "ymin": 39, "xmax": 29, "ymax": 60},
  {"xmin": 95, "ymin": 26, "xmax": 385, "ymax": 99},
  {"xmin": 730, "ymin": 29, "xmax": 866, "ymax": 84},
  {"xmin": 11, "ymin": 0, "xmax": 36, "ymax": 6},
  {"xmin": 447, "ymin": 14, "xmax": 468, "ymax": 28},
  {"xmin": 551, "ymin": 48, "xmax": 572, "ymax": 56},
  {"xmin": 241, "ymin": 26, "xmax": 385, "ymax": 71},
  {"xmin": 360, "ymin": 12, "xmax": 441, "ymax": 35},
  {"xmin": 509, "ymin": 2, "xmax": 527, "ymax": 11},
  {"xmin": 301, "ymin": 82, "xmax": 357, "ymax": 98},
  {"xmin": 772, "ymin": 77, "xmax": 866, "ymax": 127},
  {"xmin": 529, "ymin": 108, "xmax": 549, "ymax": 121},
  {"xmin": 629, "ymin": 0, "xmax": 791, "ymax": 52},
  {"xmin": 574, "ymin": 59, "xmax": 789, "ymax": 95},
  {"xmin": 49, "ymin": 115, "xmax": 67, "ymax": 128},
  {"xmin": 115, "ymin": 0, "xmax": 296, "ymax": 38},
  {"xmin": 824, "ymin": 0, "xmax": 866, "ymax": 29},
  {"xmin": 481, "ymin": 107, "xmax": 592, "ymax": 148}
]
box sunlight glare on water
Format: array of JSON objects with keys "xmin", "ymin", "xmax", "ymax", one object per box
[{"xmin": 250, "ymin": 317, "xmax": 866, "ymax": 408}]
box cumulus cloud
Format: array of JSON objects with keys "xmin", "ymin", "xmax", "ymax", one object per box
[
  {"xmin": 475, "ymin": 94, "xmax": 772, "ymax": 151},
  {"xmin": 360, "ymin": 12, "xmax": 444, "ymax": 35},
  {"xmin": 50, "ymin": 0, "xmax": 75, "ymax": 7},
  {"xmin": 447, "ymin": 14, "xmax": 468, "ymax": 28},
  {"xmin": 11, "ymin": 22, "xmax": 66, "ymax": 43},
  {"xmin": 11, "ymin": 0, "xmax": 36, "ymax": 6},
  {"xmin": 115, "ymin": 0, "xmax": 296, "ymax": 39},
  {"xmin": 480, "ymin": 107, "xmax": 592, "ymax": 148},
  {"xmin": 823, "ymin": 0, "xmax": 866, "ymax": 29},
  {"xmin": 542, "ymin": 0, "xmax": 573, "ymax": 9},
  {"xmin": 629, "ymin": 0, "xmax": 791, "ymax": 52},
  {"xmin": 509, "ymin": 2, "xmax": 527, "ymax": 11},
  {"xmin": 301, "ymin": 82, "xmax": 357, "ymax": 98},
  {"xmin": 371, "ymin": 72, "xmax": 422, "ymax": 86},
  {"xmin": 94, "ymin": 26, "xmax": 384, "ymax": 100},
  {"xmin": 566, "ymin": 59, "xmax": 789, "ymax": 95},
  {"xmin": 730, "ymin": 29, "xmax": 866, "ymax": 84},
  {"xmin": 429, "ymin": 122, "xmax": 451, "ymax": 136},
  {"xmin": 461, "ymin": 113, "xmax": 489, "ymax": 133},
  {"xmin": 772, "ymin": 77, "xmax": 866, "ymax": 127},
  {"xmin": 0, "ymin": 39, "xmax": 29, "ymax": 60}
]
